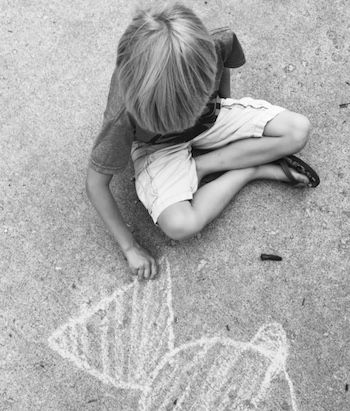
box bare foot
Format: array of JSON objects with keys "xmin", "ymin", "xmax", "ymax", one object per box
[{"xmin": 255, "ymin": 163, "xmax": 310, "ymax": 186}]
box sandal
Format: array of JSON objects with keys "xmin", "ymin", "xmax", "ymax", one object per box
[{"xmin": 277, "ymin": 155, "xmax": 320, "ymax": 187}]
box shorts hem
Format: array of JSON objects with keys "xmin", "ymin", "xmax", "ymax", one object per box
[
  {"xmin": 150, "ymin": 192, "xmax": 194, "ymax": 224},
  {"xmin": 253, "ymin": 105, "xmax": 286, "ymax": 137}
]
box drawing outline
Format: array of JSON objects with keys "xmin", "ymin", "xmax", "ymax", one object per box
[{"xmin": 48, "ymin": 259, "xmax": 299, "ymax": 410}]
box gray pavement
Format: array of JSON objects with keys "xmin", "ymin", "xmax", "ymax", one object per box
[{"xmin": 1, "ymin": 0, "xmax": 349, "ymax": 410}]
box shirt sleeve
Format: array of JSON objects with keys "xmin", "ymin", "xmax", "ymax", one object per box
[
  {"xmin": 102, "ymin": 67, "xmax": 121, "ymax": 125},
  {"xmin": 89, "ymin": 67, "xmax": 134, "ymax": 175},
  {"xmin": 212, "ymin": 27, "xmax": 246, "ymax": 68},
  {"xmin": 89, "ymin": 113, "xmax": 133, "ymax": 175}
]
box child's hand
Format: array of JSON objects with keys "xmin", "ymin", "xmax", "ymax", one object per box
[{"xmin": 124, "ymin": 243, "xmax": 158, "ymax": 280}]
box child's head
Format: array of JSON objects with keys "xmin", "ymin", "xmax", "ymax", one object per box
[{"xmin": 117, "ymin": 2, "xmax": 217, "ymax": 134}]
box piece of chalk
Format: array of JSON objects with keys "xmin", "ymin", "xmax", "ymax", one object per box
[{"xmin": 260, "ymin": 254, "xmax": 283, "ymax": 261}]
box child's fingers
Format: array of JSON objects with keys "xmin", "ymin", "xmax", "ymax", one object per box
[
  {"xmin": 137, "ymin": 267, "xmax": 145, "ymax": 281},
  {"xmin": 150, "ymin": 259, "xmax": 158, "ymax": 279},
  {"xmin": 143, "ymin": 265, "xmax": 151, "ymax": 280}
]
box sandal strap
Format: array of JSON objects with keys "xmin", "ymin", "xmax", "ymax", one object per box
[
  {"xmin": 285, "ymin": 155, "xmax": 320, "ymax": 187},
  {"xmin": 278, "ymin": 159, "xmax": 299, "ymax": 185}
]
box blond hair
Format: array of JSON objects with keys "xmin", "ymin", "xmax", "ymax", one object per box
[{"xmin": 116, "ymin": 2, "xmax": 217, "ymax": 134}]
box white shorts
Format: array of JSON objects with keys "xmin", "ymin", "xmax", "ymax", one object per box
[{"xmin": 131, "ymin": 97, "xmax": 285, "ymax": 223}]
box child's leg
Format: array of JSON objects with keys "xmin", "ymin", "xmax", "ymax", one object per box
[
  {"xmin": 157, "ymin": 108, "xmax": 311, "ymax": 240},
  {"xmin": 133, "ymin": 99, "xmax": 312, "ymax": 241},
  {"xmin": 157, "ymin": 162, "xmax": 309, "ymax": 240},
  {"xmin": 196, "ymin": 110, "xmax": 311, "ymax": 181}
]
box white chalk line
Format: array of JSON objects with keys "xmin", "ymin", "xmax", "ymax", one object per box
[
  {"xmin": 48, "ymin": 282, "xmax": 134, "ymax": 338},
  {"xmin": 49, "ymin": 333, "xmax": 145, "ymax": 391},
  {"xmin": 100, "ymin": 314, "xmax": 110, "ymax": 377},
  {"xmin": 127, "ymin": 277, "xmax": 142, "ymax": 381},
  {"xmin": 136, "ymin": 275, "xmax": 155, "ymax": 378},
  {"xmin": 200, "ymin": 346, "xmax": 246, "ymax": 409},
  {"xmin": 157, "ymin": 343, "xmax": 212, "ymax": 410},
  {"xmin": 48, "ymin": 257, "xmax": 175, "ymax": 392},
  {"xmin": 164, "ymin": 257, "xmax": 175, "ymax": 352},
  {"xmin": 208, "ymin": 355, "xmax": 242, "ymax": 409},
  {"xmin": 284, "ymin": 367, "xmax": 299, "ymax": 411},
  {"xmin": 160, "ymin": 331, "xmax": 296, "ymax": 411},
  {"xmin": 48, "ymin": 260, "xmax": 299, "ymax": 410},
  {"xmin": 139, "ymin": 325, "xmax": 298, "ymax": 411},
  {"xmin": 113, "ymin": 294, "xmax": 126, "ymax": 380}
]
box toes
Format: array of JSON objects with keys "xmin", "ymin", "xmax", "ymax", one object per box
[{"xmin": 292, "ymin": 171, "xmax": 309, "ymax": 185}]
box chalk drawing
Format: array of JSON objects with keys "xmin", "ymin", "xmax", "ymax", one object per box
[
  {"xmin": 139, "ymin": 323, "xmax": 299, "ymax": 411},
  {"xmin": 48, "ymin": 259, "xmax": 299, "ymax": 410},
  {"xmin": 48, "ymin": 260, "xmax": 175, "ymax": 391}
]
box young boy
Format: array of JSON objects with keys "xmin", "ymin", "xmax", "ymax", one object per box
[{"xmin": 86, "ymin": 3, "xmax": 319, "ymax": 280}]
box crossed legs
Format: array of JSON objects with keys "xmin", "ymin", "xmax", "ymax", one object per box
[{"xmin": 157, "ymin": 110, "xmax": 311, "ymax": 240}]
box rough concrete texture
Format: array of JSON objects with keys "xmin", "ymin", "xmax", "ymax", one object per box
[{"xmin": 1, "ymin": 0, "xmax": 349, "ymax": 410}]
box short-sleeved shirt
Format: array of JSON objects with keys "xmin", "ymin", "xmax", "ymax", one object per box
[{"xmin": 89, "ymin": 27, "xmax": 245, "ymax": 175}]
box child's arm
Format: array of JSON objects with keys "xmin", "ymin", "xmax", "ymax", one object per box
[
  {"xmin": 86, "ymin": 167, "xmax": 157, "ymax": 280},
  {"xmin": 218, "ymin": 68, "xmax": 231, "ymax": 98}
]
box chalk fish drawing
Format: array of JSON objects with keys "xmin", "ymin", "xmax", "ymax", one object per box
[
  {"xmin": 48, "ymin": 259, "xmax": 175, "ymax": 391},
  {"xmin": 48, "ymin": 259, "xmax": 299, "ymax": 410}
]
